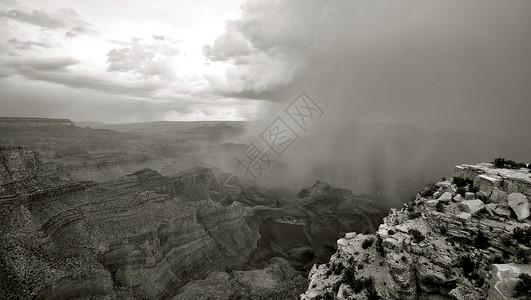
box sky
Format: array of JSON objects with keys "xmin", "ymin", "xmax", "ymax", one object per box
[{"xmin": 0, "ymin": 0, "xmax": 530, "ymax": 133}]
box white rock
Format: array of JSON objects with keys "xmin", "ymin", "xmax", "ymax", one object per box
[
  {"xmin": 508, "ymin": 193, "xmax": 530, "ymax": 220},
  {"xmin": 426, "ymin": 199, "xmax": 438, "ymax": 208},
  {"xmin": 465, "ymin": 192, "xmax": 475, "ymax": 200},
  {"xmin": 436, "ymin": 181, "xmax": 453, "ymax": 191},
  {"xmin": 384, "ymin": 237, "xmax": 402, "ymax": 250},
  {"xmin": 345, "ymin": 232, "xmax": 356, "ymax": 239},
  {"xmin": 453, "ymin": 194, "xmax": 462, "ymax": 202},
  {"xmin": 494, "ymin": 207, "xmax": 512, "ymax": 218},
  {"xmin": 490, "ymin": 188, "xmax": 507, "ymax": 204},
  {"xmin": 478, "ymin": 174, "xmax": 503, "ymax": 194},
  {"xmin": 459, "ymin": 199, "xmax": 485, "ymax": 215},
  {"xmin": 487, "ymin": 203, "xmax": 498, "ymax": 211},
  {"xmin": 438, "ymin": 192, "xmax": 453, "ymax": 203},
  {"xmin": 456, "ymin": 212, "xmax": 472, "ymax": 222}
]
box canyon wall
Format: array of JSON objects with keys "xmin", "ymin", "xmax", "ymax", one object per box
[
  {"xmin": 303, "ymin": 163, "xmax": 531, "ymax": 300},
  {"xmin": 0, "ymin": 148, "xmax": 257, "ymax": 299},
  {"xmin": 0, "ymin": 117, "xmax": 74, "ymax": 128}
]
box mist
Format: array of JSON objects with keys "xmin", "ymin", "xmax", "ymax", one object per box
[{"xmin": 204, "ymin": 0, "xmax": 531, "ymax": 207}]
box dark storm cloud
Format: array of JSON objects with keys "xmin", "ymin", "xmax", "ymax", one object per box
[
  {"xmin": 0, "ymin": 7, "xmax": 99, "ymax": 36},
  {"xmin": 204, "ymin": 0, "xmax": 531, "ymax": 196},
  {"xmin": 206, "ymin": 0, "xmax": 531, "ymax": 134},
  {"xmin": 7, "ymin": 38, "xmax": 49, "ymax": 50},
  {"xmin": 5, "ymin": 57, "xmax": 159, "ymax": 97}
]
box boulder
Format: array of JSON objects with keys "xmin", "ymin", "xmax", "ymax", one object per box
[
  {"xmin": 416, "ymin": 256, "xmax": 456, "ymax": 294},
  {"xmin": 485, "ymin": 204, "xmax": 495, "ymax": 217},
  {"xmin": 456, "ymin": 212, "xmax": 472, "ymax": 222},
  {"xmin": 507, "ymin": 193, "xmax": 530, "ymax": 220},
  {"xmin": 490, "ymin": 188, "xmax": 507, "ymax": 204},
  {"xmin": 465, "ymin": 192, "xmax": 475, "ymax": 200},
  {"xmin": 453, "ymin": 194, "xmax": 462, "ymax": 202},
  {"xmin": 436, "ymin": 181, "xmax": 453, "ymax": 192},
  {"xmin": 477, "ymin": 174, "xmax": 503, "ymax": 195},
  {"xmin": 426, "ymin": 200, "xmax": 438, "ymax": 208},
  {"xmin": 494, "ymin": 207, "xmax": 512, "ymax": 218},
  {"xmin": 437, "ymin": 192, "xmax": 453, "ymax": 203},
  {"xmin": 459, "ymin": 200, "xmax": 485, "ymax": 216},
  {"xmin": 345, "ymin": 232, "xmax": 356, "ymax": 239}
]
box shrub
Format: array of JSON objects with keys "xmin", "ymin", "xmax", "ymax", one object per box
[
  {"xmin": 332, "ymin": 281, "xmax": 341, "ymax": 293},
  {"xmin": 365, "ymin": 284, "xmax": 380, "ymax": 300},
  {"xmin": 302, "ymin": 249, "xmax": 316, "ymax": 262},
  {"xmin": 513, "ymin": 273, "xmax": 531, "ymax": 298},
  {"xmin": 436, "ymin": 202, "xmax": 445, "ymax": 213},
  {"xmin": 516, "ymin": 249, "xmax": 529, "ymax": 264},
  {"xmin": 474, "ymin": 231, "xmax": 490, "ymax": 249},
  {"xmin": 494, "ymin": 158, "xmax": 506, "ymax": 168},
  {"xmin": 350, "ymin": 276, "xmax": 374, "ymax": 294},
  {"xmin": 376, "ymin": 235, "xmax": 384, "ymax": 257},
  {"xmin": 493, "ymin": 158, "xmax": 528, "ymax": 169},
  {"xmin": 408, "ymin": 229, "xmax": 425, "ymax": 243},
  {"xmin": 362, "ymin": 238, "xmax": 375, "ymax": 249},
  {"xmin": 334, "ymin": 262, "xmax": 345, "ymax": 275},
  {"xmin": 408, "ymin": 211, "xmax": 421, "ymax": 219},
  {"xmin": 298, "ymin": 188, "xmax": 310, "ymax": 198},
  {"xmin": 456, "ymin": 187, "xmax": 467, "ymax": 197},
  {"xmin": 388, "ymin": 229, "xmax": 395, "ymax": 235},
  {"xmin": 460, "ymin": 256, "xmax": 475, "ymax": 276},
  {"xmin": 440, "ymin": 227, "xmax": 448, "ymax": 235},
  {"xmin": 469, "ymin": 186, "xmax": 479, "ymax": 194},
  {"xmin": 501, "ymin": 236, "xmax": 514, "ymax": 247},
  {"xmin": 452, "ymin": 177, "xmax": 468, "ymax": 188},
  {"xmin": 513, "ymin": 227, "xmax": 531, "ymax": 247},
  {"xmin": 420, "ymin": 183, "xmax": 437, "ymax": 197},
  {"xmin": 342, "ymin": 266, "xmax": 356, "ymax": 286}
]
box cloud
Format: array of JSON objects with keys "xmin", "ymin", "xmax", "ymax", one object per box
[
  {"xmin": 106, "ymin": 38, "xmax": 180, "ymax": 80},
  {"xmin": 0, "ymin": 8, "xmax": 64, "ymax": 28},
  {"xmin": 206, "ymin": 0, "xmax": 531, "ymax": 134},
  {"xmin": 7, "ymin": 38, "xmax": 49, "ymax": 50},
  {"xmin": 0, "ymin": 7, "xmax": 99, "ymax": 37},
  {"xmin": 6, "ymin": 56, "xmax": 79, "ymax": 71},
  {"xmin": 152, "ymin": 34, "xmax": 165, "ymax": 41},
  {"xmin": 203, "ymin": 0, "xmax": 318, "ymax": 96},
  {"xmin": 4, "ymin": 57, "xmax": 159, "ymax": 97}
]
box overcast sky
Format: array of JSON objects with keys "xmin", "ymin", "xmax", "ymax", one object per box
[{"xmin": 0, "ymin": 0, "xmax": 530, "ymax": 133}]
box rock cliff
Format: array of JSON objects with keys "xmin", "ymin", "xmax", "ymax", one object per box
[
  {"xmin": 0, "ymin": 147, "xmax": 389, "ymax": 299},
  {"xmin": 303, "ymin": 163, "xmax": 531, "ymax": 300},
  {"xmin": 0, "ymin": 148, "xmax": 257, "ymax": 299},
  {"xmin": 0, "ymin": 117, "xmax": 74, "ymax": 128}
]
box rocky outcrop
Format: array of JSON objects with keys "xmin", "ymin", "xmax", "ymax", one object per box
[
  {"xmin": 175, "ymin": 258, "xmax": 307, "ymax": 299},
  {"xmin": 0, "ymin": 148, "xmax": 258, "ymax": 299},
  {"xmin": 303, "ymin": 163, "xmax": 531, "ymax": 300},
  {"xmin": 488, "ymin": 264, "xmax": 531, "ymax": 300},
  {"xmin": 0, "ymin": 117, "xmax": 74, "ymax": 128},
  {"xmin": 0, "ymin": 146, "xmax": 53, "ymax": 196}
]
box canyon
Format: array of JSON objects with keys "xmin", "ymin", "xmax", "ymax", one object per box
[
  {"xmin": 303, "ymin": 163, "xmax": 531, "ymax": 299},
  {"xmin": 0, "ymin": 144, "xmax": 384, "ymax": 299}
]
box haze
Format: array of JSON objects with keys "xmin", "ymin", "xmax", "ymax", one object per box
[{"xmin": 0, "ymin": 0, "xmax": 528, "ymax": 133}]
